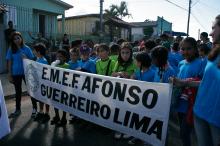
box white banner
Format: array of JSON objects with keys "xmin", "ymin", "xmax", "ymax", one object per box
[
  {"xmin": 0, "ymin": 81, "xmax": 11, "ymax": 139},
  {"xmin": 23, "ymin": 59, "xmax": 172, "ymax": 146}
]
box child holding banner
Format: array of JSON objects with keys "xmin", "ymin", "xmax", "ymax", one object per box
[
  {"xmin": 68, "ymin": 48, "xmax": 80, "ymax": 70},
  {"xmin": 112, "ymin": 42, "xmax": 137, "ymax": 79},
  {"xmin": 68, "ymin": 48, "xmax": 81, "ymax": 123},
  {"xmin": 112, "ymin": 42, "xmax": 137, "ymax": 139},
  {"xmin": 50, "ymin": 49, "xmax": 70, "ymax": 126},
  {"xmin": 32, "ymin": 43, "xmax": 50, "ymax": 123},
  {"xmin": 175, "ymin": 37, "xmax": 206, "ymax": 146},
  {"xmin": 6, "ymin": 32, "xmax": 36, "ymax": 118},
  {"xmin": 129, "ymin": 51, "xmax": 155, "ymax": 145},
  {"xmin": 96, "ymin": 43, "xmax": 115, "ymax": 76},
  {"xmin": 131, "ymin": 51, "xmax": 155, "ymax": 82},
  {"xmin": 78, "ymin": 45, "xmax": 96, "ymax": 73}
]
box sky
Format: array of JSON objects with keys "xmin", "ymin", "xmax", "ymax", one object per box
[{"xmin": 62, "ymin": 0, "xmax": 219, "ymax": 39}]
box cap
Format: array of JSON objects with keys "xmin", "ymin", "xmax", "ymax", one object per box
[{"xmin": 80, "ymin": 45, "xmax": 90, "ymax": 53}]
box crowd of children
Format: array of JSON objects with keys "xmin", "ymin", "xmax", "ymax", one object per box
[{"xmin": 5, "ymin": 15, "xmax": 220, "ymax": 146}]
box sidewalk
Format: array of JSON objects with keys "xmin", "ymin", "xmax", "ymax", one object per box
[{"xmin": 0, "ymin": 73, "xmax": 27, "ymax": 97}]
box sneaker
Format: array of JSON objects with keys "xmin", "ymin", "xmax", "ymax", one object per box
[
  {"xmin": 31, "ymin": 109, "xmax": 37, "ymax": 118},
  {"xmin": 41, "ymin": 113, "xmax": 50, "ymax": 123},
  {"xmin": 9, "ymin": 110, "xmax": 21, "ymax": 118},
  {"xmin": 50, "ymin": 116, "xmax": 60, "ymax": 125},
  {"xmin": 128, "ymin": 138, "xmax": 139, "ymax": 145},
  {"xmin": 114, "ymin": 132, "xmax": 122, "ymax": 139},
  {"xmin": 34, "ymin": 112, "xmax": 44, "ymax": 121},
  {"xmin": 56, "ymin": 118, "xmax": 67, "ymax": 127}
]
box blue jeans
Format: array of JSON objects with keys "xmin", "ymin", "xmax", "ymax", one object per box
[
  {"xmin": 194, "ymin": 114, "xmax": 220, "ymax": 146},
  {"xmin": 178, "ymin": 113, "xmax": 193, "ymax": 146}
]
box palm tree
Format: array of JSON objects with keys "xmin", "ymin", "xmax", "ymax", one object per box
[
  {"xmin": 104, "ymin": 4, "xmax": 119, "ymax": 17},
  {"xmin": 116, "ymin": 1, "xmax": 131, "ymax": 19}
]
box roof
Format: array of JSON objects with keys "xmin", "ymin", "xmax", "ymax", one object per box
[
  {"xmin": 58, "ymin": 13, "xmax": 133, "ymax": 28},
  {"xmin": 130, "ymin": 21, "xmax": 157, "ymax": 27},
  {"xmin": 105, "ymin": 17, "xmax": 134, "ymax": 28},
  {"xmin": 49, "ymin": 0, "xmax": 73, "ymax": 9},
  {"xmin": 58, "ymin": 14, "xmax": 100, "ymax": 20}
]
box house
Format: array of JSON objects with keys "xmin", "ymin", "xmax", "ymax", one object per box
[
  {"xmin": 57, "ymin": 14, "xmax": 133, "ymax": 42},
  {"xmin": 0, "ymin": 0, "xmax": 72, "ymax": 73},
  {"xmin": 130, "ymin": 16, "xmax": 172, "ymax": 41}
]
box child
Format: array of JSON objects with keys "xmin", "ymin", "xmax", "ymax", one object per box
[
  {"xmin": 78, "ymin": 45, "xmax": 96, "ymax": 73},
  {"xmin": 6, "ymin": 32, "xmax": 36, "ymax": 118},
  {"xmin": 89, "ymin": 43, "xmax": 99, "ymax": 62},
  {"xmin": 168, "ymin": 42, "xmax": 184, "ymax": 74},
  {"xmin": 151, "ymin": 46, "xmax": 176, "ymax": 83},
  {"xmin": 32, "ymin": 43, "xmax": 50, "ymax": 123},
  {"xmin": 175, "ymin": 37, "xmax": 206, "ymax": 146},
  {"xmin": 112, "ymin": 42, "xmax": 137, "ymax": 139},
  {"xmin": 68, "ymin": 48, "xmax": 80, "ymax": 123},
  {"xmin": 128, "ymin": 51, "xmax": 155, "ymax": 145},
  {"xmin": 68, "ymin": 48, "xmax": 80, "ymax": 70},
  {"xmin": 131, "ymin": 52, "xmax": 155, "ymax": 82},
  {"xmin": 112, "ymin": 42, "xmax": 137, "ymax": 79},
  {"xmin": 50, "ymin": 49, "xmax": 70, "ymax": 126},
  {"xmin": 96, "ymin": 43, "xmax": 115, "ymax": 76},
  {"xmin": 198, "ymin": 43, "xmax": 210, "ymax": 66},
  {"xmin": 109, "ymin": 43, "xmax": 120, "ymax": 62}
]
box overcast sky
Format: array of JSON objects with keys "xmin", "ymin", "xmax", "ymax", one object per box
[{"xmin": 62, "ymin": 0, "xmax": 219, "ymax": 39}]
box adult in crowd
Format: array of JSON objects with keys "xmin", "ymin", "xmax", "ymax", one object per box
[
  {"xmin": 200, "ymin": 32, "xmax": 212, "ymax": 49},
  {"xmin": 4, "ymin": 21, "xmax": 16, "ymax": 48}
]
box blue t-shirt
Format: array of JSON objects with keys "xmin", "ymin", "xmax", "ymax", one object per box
[
  {"xmin": 134, "ymin": 68, "xmax": 155, "ymax": 82},
  {"xmin": 176, "ymin": 58, "xmax": 206, "ymax": 113},
  {"xmin": 6, "ymin": 45, "xmax": 34, "ymax": 75},
  {"xmin": 194, "ymin": 56, "xmax": 220, "ymax": 128},
  {"xmin": 68, "ymin": 60, "xmax": 80, "ymax": 70},
  {"xmin": 154, "ymin": 65, "xmax": 176, "ymax": 83},
  {"xmin": 168, "ymin": 51, "xmax": 184, "ymax": 74},
  {"xmin": 36, "ymin": 57, "xmax": 48, "ymax": 65},
  {"xmin": 79, "ymin": 59, "xmax": 96, "ymax": 73}
]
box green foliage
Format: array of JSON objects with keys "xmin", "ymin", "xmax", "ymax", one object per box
[{"xmin": 105, "ymin": 1, "xmax": 131, "ymax": 19}]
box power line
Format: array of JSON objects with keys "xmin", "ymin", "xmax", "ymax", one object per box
[
  {"xmin": 164, "ymin": 0, "xmax": 188, "ymax": 11},
  {"xmin": 191, "ymin": 13, "xmax": 208, "ymax": 31},
  {"xmin": 192, "ymin": 0, "xmax": 200, "ymax": 7}
]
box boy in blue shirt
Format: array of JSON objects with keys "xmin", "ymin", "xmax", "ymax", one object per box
[
  {"xmin": 68, "ymin": 48, "xmax": 80, "ymax": 70},
  {"xmin": 32, "ymin": 43, "xmax": 50, "ymax": 123},
  {"xmin": 78, "ymin": 45, "xmax": 96, "ymax": 73}
]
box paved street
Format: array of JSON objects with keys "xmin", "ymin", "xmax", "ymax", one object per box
[
  {"xmin": 0, "ymin": 73, "xmax": 197, "ymax": 146},
  {"xmin": 0, "ymin": 95, "xmax": 197, "ymax": 146}
]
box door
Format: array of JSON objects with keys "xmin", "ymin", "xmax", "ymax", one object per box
[{"xmin": 39, "ymin": 14, "xmax": 45, "ymax": 37}]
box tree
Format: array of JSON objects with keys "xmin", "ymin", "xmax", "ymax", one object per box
[
  {"xmin": 116, "ymin": 1, "xmax": 131, "ymax": 19},
  {"xmin": 105, "ymin": 1, "xmax": 131, "ymax": 20},
  {"xmin": 104, "ymin": 4, "xmax": 119, "ymax": 17}
]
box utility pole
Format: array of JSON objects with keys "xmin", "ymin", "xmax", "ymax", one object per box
[
  {"xmin": 186, "ymin": 0, "xmax": 192, "ymax": 37},
  {"xmin": 160, "ymin": 16, "xmax": 164, "ymax": 35},
  {"xmin": 100, "ymin": 0, "xmax": 104, "ymax": 39}
]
